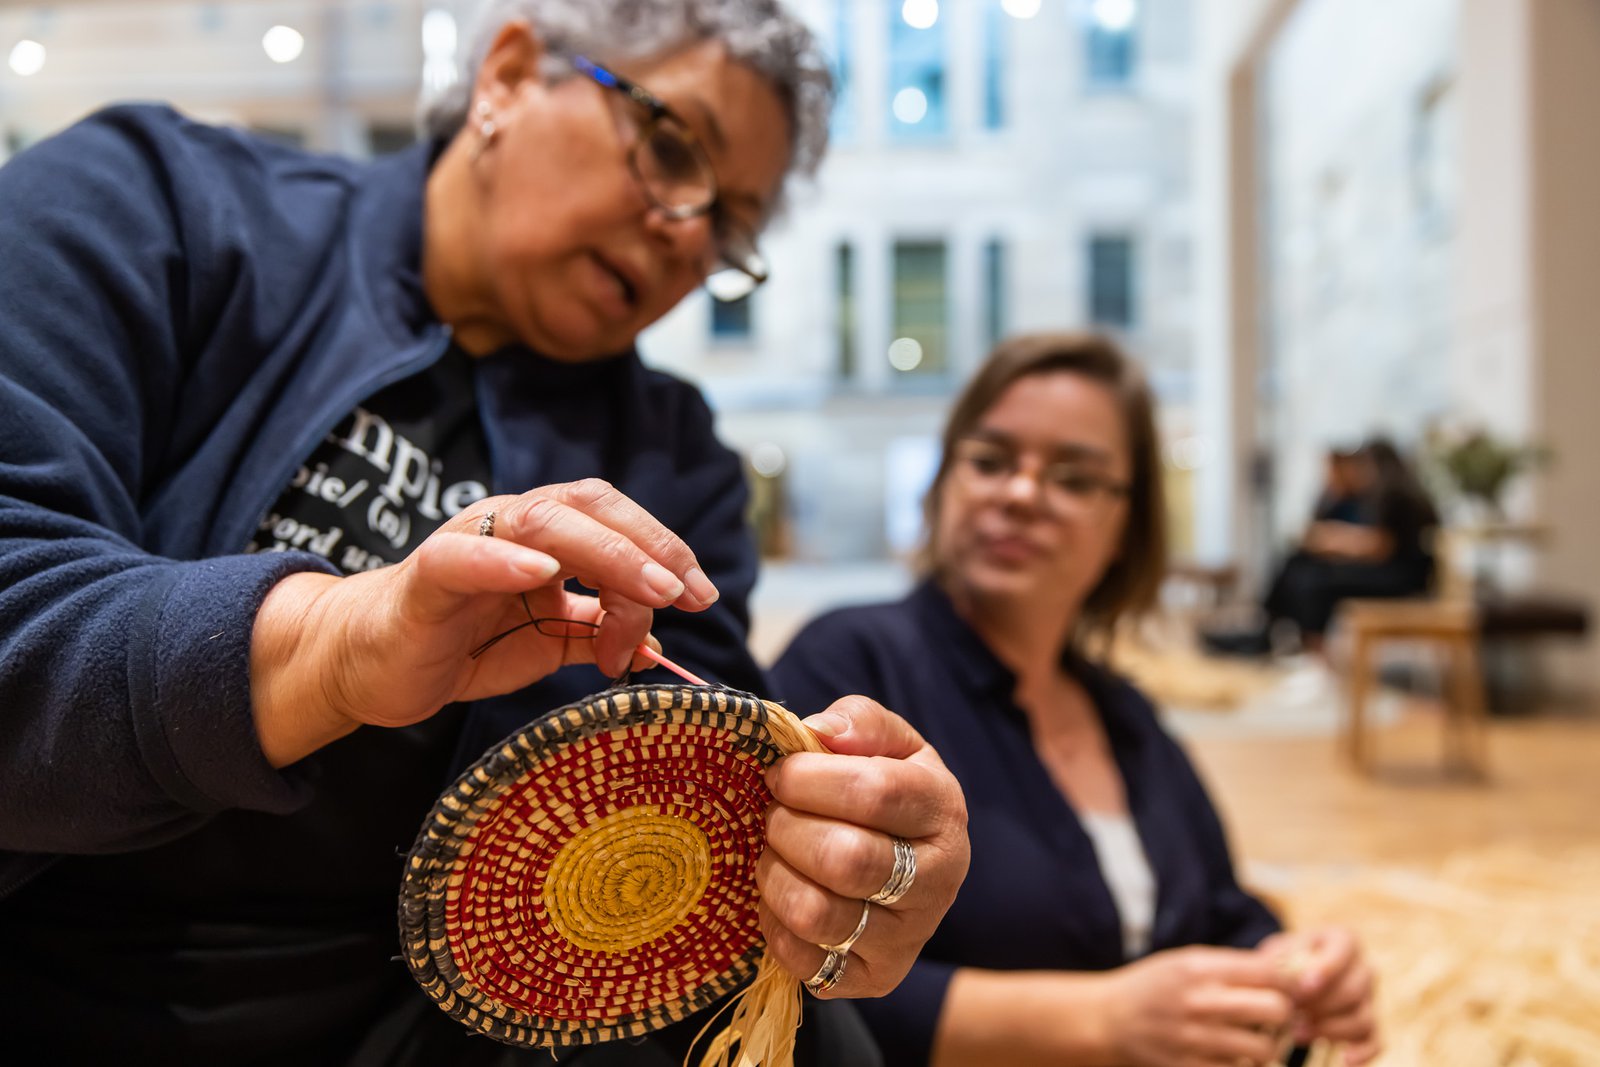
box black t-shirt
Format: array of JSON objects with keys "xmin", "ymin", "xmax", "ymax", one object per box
[
  {"xmin": 245, "ymin": 341, "xmax": 490, "ymax": 570},
  {"xmin": 1363, "ymin": 484, "xmax": 1437, "ymax": 579},
  {"xmin": 1, "ymin": 348, "xmax": 497, "ymax": 1062}
]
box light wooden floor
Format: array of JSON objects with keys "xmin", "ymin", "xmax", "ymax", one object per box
[
  {"xmin": 1186, "ymin": 698, "xmax": 1600, "ymax": 1065},
  {"xmin": 1188, "ymin": 699, "xmax": 1600, "ymax": 871}
]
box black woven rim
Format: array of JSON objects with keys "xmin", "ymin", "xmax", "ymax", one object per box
[{"xmin": 398, "ymin": 683, "xmax": 783, "ymax": 1048}]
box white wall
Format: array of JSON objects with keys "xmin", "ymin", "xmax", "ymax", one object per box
[{"xmin": 1258, "ymin": 0, "xmax": 1458, "ymax": 542}]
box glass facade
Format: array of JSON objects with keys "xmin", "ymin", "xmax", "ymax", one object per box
[
  {"xmin": 892, "ymin": 240, "xmax": 949, "ymax": 376},
  {"xmin": 888, "ymin": 1, "xmax": 948, "ymax": 140},
  {"xmin": 1088, "ymin": 234, "xmax": 1136, "ymax": 328}
]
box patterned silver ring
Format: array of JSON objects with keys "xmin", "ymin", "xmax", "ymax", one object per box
[
  {"xmin": 868, "ymin": 836, "xmax": 916, "ymax": 906},
  {"xmin": 820, "ymin": 899, "xmax": 872, "ymax": 955},
  {"xmin": 802, "ymin": 948, "xmax": 847, "ymax": 995},
  {"xmin": 478, "ymin": 510, "xmax": 497, "ymax": 538}
]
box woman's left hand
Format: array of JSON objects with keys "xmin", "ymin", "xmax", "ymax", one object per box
[
  {"xmin": 1262, "ymin": 926, "xmax": 1381, "ymax": 1064},
  {"xmin": 756, "ymin": 695, "xmax": 971, "ymax": 997}
]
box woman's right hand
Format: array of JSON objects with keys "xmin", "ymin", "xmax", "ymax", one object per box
[
  {"xmin": 1099, "ymin": 945, "xmax": 1296, "ymax": 1066},
  {"xmin": 250, "ymin": 479, "xmax": 719, "ymax": 766}
]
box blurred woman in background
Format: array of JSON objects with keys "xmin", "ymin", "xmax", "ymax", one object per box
[
  {"xmin": 1264, "ymin": 437, "xmax": 1442, "ymax": 651},
  {"xmin": 774, "ymin": 333, "xmax": 1378, "ymax": 1067}
]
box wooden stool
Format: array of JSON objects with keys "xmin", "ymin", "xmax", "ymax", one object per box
[{"xmin": 1340, "ymin": 598, "xmax": 1489, "ymax": 778}]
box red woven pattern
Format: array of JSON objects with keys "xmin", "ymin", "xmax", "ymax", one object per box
[
  {"xmin": 443, "ymin": 723, "xmax": 769, "ymax": 1020},
  {"xmin": 399, "ymin": 685, "xmax": 785, "ymax": 1048}
]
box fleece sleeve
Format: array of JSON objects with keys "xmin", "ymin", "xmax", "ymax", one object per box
[{"xmin": 0, "ymin": 110, "xmax": 333, "ymax": 855}]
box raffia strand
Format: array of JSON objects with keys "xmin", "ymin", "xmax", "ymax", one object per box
[{"xmin": 694, "ymin": 701, "xmax": 827, "ymax": 1067}]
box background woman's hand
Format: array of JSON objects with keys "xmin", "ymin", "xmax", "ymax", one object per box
[
  {"xmin": 1099, "ymin": 945, "xmax": 1296, "ymax": 1066},
  {"xmin": 1261, "ymin": 926, "xmax": 1381, "ymax": 1064},
  {"xmin": 754, "ymin": 695, "xmax": 971, "ymax": 997},
  {"xmin": 251, "ymin": 479, "xmax": 717, "ymax": 765}
]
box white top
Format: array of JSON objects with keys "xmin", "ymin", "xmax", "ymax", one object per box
[{"xmin": 1079, "ymin": 810, "xmax": 1157, "ymax": 959}]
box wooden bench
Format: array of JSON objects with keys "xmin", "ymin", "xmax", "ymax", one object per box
[{"xmin": 1340, "ymin": 598, "xmax": 1489, "ymax": 778}]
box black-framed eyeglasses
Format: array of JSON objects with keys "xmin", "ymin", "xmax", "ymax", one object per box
[
  {"xmin": 953, "ymin": 437, "xmax": 1131, "ymax": 520},
  {"xmin": 570, "ymin": 55, "xmax": 768, "ymax": 303}
]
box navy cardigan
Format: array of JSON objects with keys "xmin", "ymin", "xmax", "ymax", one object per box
[
  {"xmin": 772, "ymin": 581, "xmax": 1281, "ymax": 1067},
  {"xmin": 0, "ymin": 105, "xmax": 761, "ymax": 890}
]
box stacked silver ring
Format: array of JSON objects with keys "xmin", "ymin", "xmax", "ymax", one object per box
[
  {"xmin": 868, "ymin": 836, "xmax": 917, "ymax": 906},
  {"xmin": 820, "ymin": 899, "xmax": 872, "ymax": 955},
  {"xmin": 478, "ymin": 510, "xmax": 497, "ymax": 538},
  {"xmin": 803, "ymin": 948, "xmax": 848, "ymax": 995},
  {"xmin": 806, "ymin": 898, "xmax": 872, "ymax": 995}
]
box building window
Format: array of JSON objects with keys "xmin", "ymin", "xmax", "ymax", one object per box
[
  {"xmin": 892, "ymin": 240, "xmax": 948, "ymax": 376},
  {"xmin": 1085, "ymin": 0, "xmax": 1138, "ymax": 90},
  {"xmin": 1087, "ymin": 234, "xmax": 1136, "ymax": 328},
  {"xmin": 836, "ymin": 242, "xmax": 856, "ymax": 380},
  {"xmin": 830, "ymin": 0, "xmax": 856, "ymax": 143},
  {"xmin": 984, "ymin": 238, "xmax": 1006, "ymax": 346},
  {"xmin": 889, "ymin": 0, "xmax": 948, "ymax": 140},
  {"xmin": 711, "ymin": 293, "xmax": 753, "ymax": 340},
  {"xmin": 982, "ymin": 2, "xmax": 1006, "ymax": 130}
]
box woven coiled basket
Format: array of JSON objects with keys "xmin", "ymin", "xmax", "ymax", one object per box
[{"xmin": 399, "ymin": 683, "xmax": 816, "ymax": 1053}]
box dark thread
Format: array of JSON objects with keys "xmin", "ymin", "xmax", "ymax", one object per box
[{"xmin": 468, "ymin": 595, "xmax": 601, "ymax": 659}]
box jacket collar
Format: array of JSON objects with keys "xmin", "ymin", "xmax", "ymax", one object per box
[
  {"xmin": 346, "ymin": 138, "xmax": 446, "ymax": 348},
  {"xmin": 908, "ymin": 577, "xmax": 1142, "ymax": 750}
]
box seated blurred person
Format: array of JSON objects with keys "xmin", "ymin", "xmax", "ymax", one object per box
[
  {"xmin": 1203, "ymin": 438, "xmax": 1440, "ymax": 657},
  {"xmin": 1261, "ymin": 437, "xmax": 1441, "ymax": 652},
  {"xmin": 1309, "ymin": 444, "xmax": 1367, "ymax": 525},
  {"xmin": 772, "ymin": 333, "xmax": 1379, "ymax": 1067}
]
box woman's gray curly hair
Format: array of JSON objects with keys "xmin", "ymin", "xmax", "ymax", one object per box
[{"xmin": 422, "ymin": 0, "xmax": 834, "ymax": 188}]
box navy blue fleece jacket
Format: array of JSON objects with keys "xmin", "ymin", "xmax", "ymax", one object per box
[{"xmin": 0, "ymin": 105, "xmax": 763, "ymax": 894}]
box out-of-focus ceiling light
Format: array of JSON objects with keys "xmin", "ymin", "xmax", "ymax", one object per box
[
  {"xmin": 262, "ymin": 24, "xmax": 305, "ymax": 64},
  {"xmin": 902, "ymin": 0, "xmax": 939, "ymax": 31},
  {"xmin": 8, "ymin": 39, "xmax": 46, "ymax": 77},
  {"xmin": 1003, "ymin": 0, "xmax": 1043, "ymax": 18},
  {"xmin": 1091, "ymin": 0, "xmax": 1138, "ymax": 32},
  {"xmin": 888, "ymin": 337, "xmax": 924, "ymax": 371},
  {"xmin": 892, "ymin": 87, "xmax": 929, "ymax": 125},
  {"xmin": 749, "ymin": 443, "xmax": 787, "ymax": 479}
]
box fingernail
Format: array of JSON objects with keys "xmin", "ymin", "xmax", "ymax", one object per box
[
  {"xmin": 801, "ymin": 712, "xmax": 848, "ymax": 738},
  {"xmin": 684, "ymin": 567, "xmax": 719, "ymax": 606},
  {"xmin": 514, "ymin": 551, "xmax": 560, "ymax": 581},
  {"xmin": 642, "ymin": 562, "xmax": 685, "ymax": 603}
]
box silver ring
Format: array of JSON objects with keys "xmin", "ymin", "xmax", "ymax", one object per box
[
  {"xmin": 868, "ymin": 836, "xmax": 916, "ymax": 906},
  {"xmin": 477, "ymin": 510, "xmax": 496, "ymax": 538},
  {"xmin": 820, "ymin": 899, "xmax": 872, "ymax": 955},
  {"xmin": 803, "ymin": 948, "xmax": 847, "ymax": 995}
]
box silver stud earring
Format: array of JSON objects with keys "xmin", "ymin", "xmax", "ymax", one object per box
[{"xmin": 471, "ymin": 99, "xmax": 497, "ymax": 160}]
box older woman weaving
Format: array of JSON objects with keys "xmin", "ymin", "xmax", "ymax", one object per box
[
  {"xmin": 773, "ymin": 334, "xmax": 1378, "ymax": 1067},
  {"xmin": 0, "ymin": 2, "xmax": 967, "ymax": 1063}
]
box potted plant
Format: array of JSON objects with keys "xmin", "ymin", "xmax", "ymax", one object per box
[{"xmin": 1424, "ymin": 423, "xmax": 1549, "ymax": 523}]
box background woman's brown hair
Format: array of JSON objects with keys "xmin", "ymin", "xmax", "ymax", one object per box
[{"xmin": 920, "ymin": 331, "xmax": 1167, "ymax": 651}]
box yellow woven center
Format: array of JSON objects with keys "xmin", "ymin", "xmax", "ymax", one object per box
[{"xmin": 543, "ymin": 805, "xmax": 713, "ymax": 954}]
